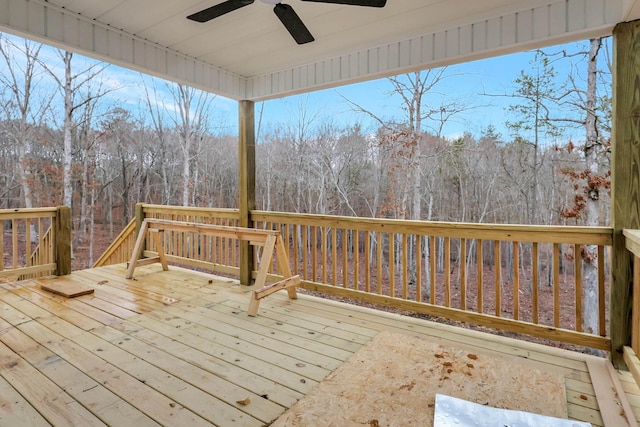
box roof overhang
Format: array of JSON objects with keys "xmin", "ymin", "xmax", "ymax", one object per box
[{"xmin": 0, "ymin": 0, "xmax": 638, "ymax": 101}]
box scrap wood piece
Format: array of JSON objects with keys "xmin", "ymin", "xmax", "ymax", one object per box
[
  {"xmin": 41, "ymin": 281, "xmax": 94, "ymax": 298},
  {"xmin": 587, "ymin": 357, "xmax": 639, "ymax": 427}
]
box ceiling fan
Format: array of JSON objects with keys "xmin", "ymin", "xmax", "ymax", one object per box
[{"xmin": 187, "ymin": 0, "xmax": 387, "ymax": 45}]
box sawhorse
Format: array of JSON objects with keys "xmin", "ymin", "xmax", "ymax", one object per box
[{"xmin": 126, "ymin": 218, "xmax": 300, "ymax": 316}]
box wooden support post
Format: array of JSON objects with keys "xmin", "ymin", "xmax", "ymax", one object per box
[
  {"xmin": 611, "ymin": 20, "xmax": 640, "ymax": 367},
  {"xmin": 239, "ymin": 100, "xmax": 256, "ymax": 286},
  {"xmin": 55, "ymin": 206, "xmax": 71, "ymax": 276}
]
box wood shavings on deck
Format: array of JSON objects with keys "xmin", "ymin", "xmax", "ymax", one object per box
[{"xmin": 272, "ymin": 331, "xmax": 568, "ymax": 427}]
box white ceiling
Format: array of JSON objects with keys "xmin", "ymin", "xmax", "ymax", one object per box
[{"xmin": 0, "ymin": 0, "xmax": 638, "ymax": 100}]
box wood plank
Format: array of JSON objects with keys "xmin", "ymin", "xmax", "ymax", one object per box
[
  {"xmin": 0, "ymin": 340, "xmax": 106, "ymax": 426},
  {"xmin": 204, "ymin": 291, "xmax": 374, "ymax": 345},
  {"xmin": 195, "ymin": 296, "xmax": 365, "ymax": 354},
  {"xmin": 16, "ymin": 307, "xmax": 263, "ymax": 426},
  {"xmin": 0, "ymin": 365, "xmax": 50, "ymax": 427},
  {"xmin": 152, "ymin": 304, "xmax": 344, "ymax": 371},
  {"xmin": 1, "ymin": 280, "xmax": 279, "ymax": 425},
  {"xmin": 93, "ymin": 318, "xmax": 307, "ymax": 407},
  {"xmin": 287, "ymin": 292, "xmax": 593, "ymax": 373},
  {"xmin": 41, "ymin": 281, "xmax": 94, "ymax": 298},
  {"xmin": 139, "ymin": 310, "xmax": 331, "ymax": 382},
  {"xmin": 0, "ymin": 319, "xmax": 160, "ymax": 427},
  {"xmin": 587, "ymin": 357, "xmax": 639, "ymax": 427},
  {"xmin": 163, "ymin": 301, "xmax": 356, "ymax": 362}
]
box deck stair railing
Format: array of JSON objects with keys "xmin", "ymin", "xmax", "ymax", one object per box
[{"xmin": 95, "ymin": 204, "xmax": 612, "ymax": 350}]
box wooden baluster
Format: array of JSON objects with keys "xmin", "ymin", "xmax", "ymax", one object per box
[
  {"xmin": 513, "ymin": 241, "xmax": 520, "ymax": 320},
  {"xmin": 495, "ymin": 240, "xmax": 501, "ymax": 317},
  {"xmin": 377, "ymin": 231, "xmax": 383, "ymax": 295},
  {"xmin": 302, "ymin": 225, "xmax": 308, "ymax": 280},
  {"xmin": 353, "ymin": 230, "xmax": 360, "ymax": 291},
  {"xmin": 365, "ymin": 231, "xmax": 371, "ymax": 293},
  {"xmin": 598, "ymin": 245, "xmax": 606, "ymax": 337},
  {"xmin": 402, "ymin": 234, "xmax": 408, "ymax": 299},
  {"xmin": 389, "ymin": 233, "xmax": 395, "ymax": 297},
  {"xmin": 416, "ymin": 235, "xmax": 422, "ymax": 302},
  {"xmin": 293, "ymin": 224, "xmax": 299, "ymax": 276},
  {"xmin": 532, "ymin": 242, "xmax": 539, "ymax": 324},
  {"xmin": 311, "ymin": 225, "xmax": 317, "ymax": 282},
  {"xmin": 430, "ymin": 236, "xmax": 436, "ymax": 305},
  {"xmin": 460, "ymin": 238, "xmax": 467, "ymax": 310},
  {"xmin": 332, "ymin": 228, "xmax": 338, "ymax": 286},
  {"xmin": 444, "ymin": 237, "xmax": 451, "ymax": 307},
  {"xmin": 553, "ymin": 243, "xmax": 561, "ymax": 328},
  {"xmin": 342, "ymin": 229, "xmax": 348, "ymax": 288},
  {"xmin": 322, "ymin": 226, "xmax": 328, "ymax": 284},
  {"xmin": 575, "ymin": 243, "xmax": 583, "ymax": 332},
  {"xmin": 477, "ymin": 239, "xmax": 483, "ymax": 314}
]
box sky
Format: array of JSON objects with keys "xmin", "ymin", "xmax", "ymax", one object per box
[
  {"xmin": 253, "ymin": 39, "xmax": 611, "ymax": 142},
  {"xmin": 1, "ymin": 32, "xmax": 610, "ymax": 143}
]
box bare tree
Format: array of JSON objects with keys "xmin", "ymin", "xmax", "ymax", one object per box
[
  {"xmin": 0, "ymin": 35, "xmax": 52, "ymax": 209},
  {"xmin": 44, "ymin": 51, "xmax": 113, "ymax": 210},
  {"xmin": 168, "ymin": 84, "xmax": 215, "ymax": 206}
]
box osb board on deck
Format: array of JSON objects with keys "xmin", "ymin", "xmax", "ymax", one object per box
[{"xmin": 273, "ymin": 331, "xmax": 568, "ymax": 427}]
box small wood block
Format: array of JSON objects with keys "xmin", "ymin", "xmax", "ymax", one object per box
[{"xmin": 41, "ymin": 282, "xmax": 94, "ymax": 298}]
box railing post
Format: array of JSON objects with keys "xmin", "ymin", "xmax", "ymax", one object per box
[
  {"xmin": 55, "ymin": 206, "xmax": 71, "ymax": 275},
  {"xmin": 611, "ymin": 20, "xmax": 640, "ymax": 367},
  {"xmin": 238, "ymin": 100, "xmax": 256, "ymax": 286}
]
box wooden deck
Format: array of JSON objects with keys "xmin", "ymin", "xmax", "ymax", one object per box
[{"xmin": 0, "ymin": 264, "xmax": 638, "ymax": 426}]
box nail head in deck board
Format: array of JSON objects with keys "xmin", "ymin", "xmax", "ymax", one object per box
[{"xmin": 40, "ymin": 281, "xmax": 94, "ymax": 298}]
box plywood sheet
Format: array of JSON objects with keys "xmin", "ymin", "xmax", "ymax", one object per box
[
  {"xmin": 272, "ymin": 331, "xmax": 568, "ymax": 427},
  {"xmin": 41, "ymin": 281, "xmax": 94, "ymax": 298}
]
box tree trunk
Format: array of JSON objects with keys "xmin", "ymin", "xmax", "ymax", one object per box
[
  {"xmin": 582, "ymin": 38, "xmax": 602, "ymax": 335},
  {"xmin": 62, "ymin": 51, "xmax": 74, "ymax": 209}
]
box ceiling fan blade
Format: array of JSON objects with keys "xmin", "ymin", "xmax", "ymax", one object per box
[
  {"xmin": 273, "ymin": 4, "xmax": 315, "ymax": 45},
  {"xmin": 187, "ymin": 0, "xmax": 254, "ymax": 23},
  {"xmin": 301, "ymin": 0, "xmax": 386, "ymax": 7}
]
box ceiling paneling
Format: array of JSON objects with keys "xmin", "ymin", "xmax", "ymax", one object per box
[{"xmin": 0, "ymin": 0, "xmax": 636, "ymax": 100}]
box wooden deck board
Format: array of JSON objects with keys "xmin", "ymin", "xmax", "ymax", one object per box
[
  {"xmin": 1, "ymin": 264, "xmax": 639, "ymax": 426},
  {"xmin": 0, "ymin": 371, "xmax": 51, "ymax": 427}
]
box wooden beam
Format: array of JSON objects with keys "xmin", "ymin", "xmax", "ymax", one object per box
[
  {"xmin": 611, "ymin": 19, "xmax": 640, "ymax": 367},
  {"xmin": 587, "ymin": 357, "xmax": 639, "ymax": 427},
  {"xmin": 55, "ymin": 206, "xmax": 71, "ymax": 276},
  {"xmin": 238, "ymin": 100, "xmax": 256, "ymax": 286}
]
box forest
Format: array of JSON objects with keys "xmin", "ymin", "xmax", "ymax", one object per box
[{"xmin": 0, "ymin": 33, "xmax": 613, "ymax": 263}]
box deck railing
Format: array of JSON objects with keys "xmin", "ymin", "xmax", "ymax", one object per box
[
  {"xmin": 0, "ymin": 207, "xmax": 71, "ymax": 279},
  {"xmin": 96, "ymin": 204, "xmax": 612, "ymax": 350}
]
